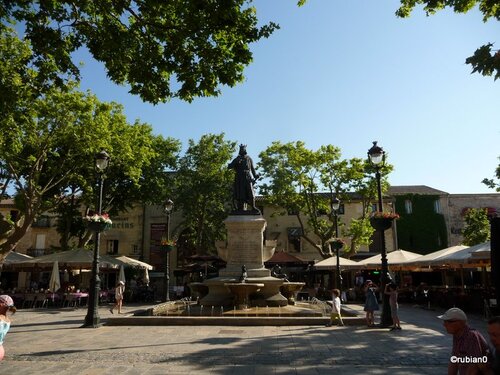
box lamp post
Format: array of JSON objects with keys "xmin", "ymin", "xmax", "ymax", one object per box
[
  {"xmin": 367, "ymin": 141, "xmax": 392, "ymax": 327},
  {"xmin": 83, "ymin": 150, "xmax": 110, "ymax": 328},
  {"xmin": 163, "ymin": 199, "xmax": 174, "ymax": 302},
  {"xmin": 331, "ymin": 197, "xmax": 342, "ymax": 290}
]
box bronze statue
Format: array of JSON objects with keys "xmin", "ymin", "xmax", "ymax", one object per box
[
  {"xmin": 239, "ymin": 265, "xmax": 248, "ymax": 283},
  {"xmin": 228, "ymin": 144, "xmax": 260, "ymax": 213}
]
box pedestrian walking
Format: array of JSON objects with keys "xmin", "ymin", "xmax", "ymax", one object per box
[
  {"xmin": 384, "ymin": 282, "xmax": 401, "ymax": 331},
  {"xmin": 326, "ymin": 289, "xmax": 344, "ymax": 327},
  {"xmin": 0, "ymin": 295, "xmax": 16, "ymax": 361},
  {"xmin": 438, "ymin": 307, "xmax": 489, "ymax": 375},
  {"xmin": 110, "ymin": 281, "xmax": 125, "ymax": 314},
  {"xmin": 363, "ymin": 280, "xmax": 379, "ymax": 327}
]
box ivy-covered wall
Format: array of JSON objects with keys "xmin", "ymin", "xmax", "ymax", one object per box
[{"xmin": 395, "ymin": 194, "xmax": 448, "ymax": 254}]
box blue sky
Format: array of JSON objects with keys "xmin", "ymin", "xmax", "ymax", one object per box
[{"xmin": 75, "ymin": 0, "xmax": 499, "ymax": 194}]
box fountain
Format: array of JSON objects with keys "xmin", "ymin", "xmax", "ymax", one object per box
[
  {"xmin": 197, "ymin": 214, "xmax": 288, "ymax": 308},
  {"xmin": 110, "ymin": 145, "xmax": 364, "ymax": 326}
]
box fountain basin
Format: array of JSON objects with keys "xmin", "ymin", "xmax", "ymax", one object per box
[
  {"xmin": 224, "ymin": 283, "xmax": 264, "ymax": 309},
  {"xmin": 280, "ymin": 282, "xmax": 306, "ymax": 305}
]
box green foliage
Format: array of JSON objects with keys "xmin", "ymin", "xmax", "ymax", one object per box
[
  {"xmin": 0, "ymin": 32, "xmax": 179, "ymax": 254},
  {"xmin": 394, "ymin": 194, "xmax": 448, "ymax": 253},
  {"xmin": 482, "ymin": 156, "xmax": 500, "ymax": 191},
  {"xmin": 396, "ymin": 0, "xmax": 500, "ymax": 81},
  {"xmin": 172, "ymin": 133, "xmax": 236, "ymax": 254},
  {"xmin": 0, "ymin": 0, "xmax": 279, "ymax": 103},
  {"xmin": 462, "ymin": 207, "xmax": 490, "ymax": 245},
  {"xmin": 258, "ymin": 141, "xmax": 391, "ymax": 259}
]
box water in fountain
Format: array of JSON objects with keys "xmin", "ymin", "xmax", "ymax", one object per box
[
  {"xmin": 200, "ymin": 305, "xmax": 204, "ymax": 316},
  {"xmin": 233, "ymin": 306, "xmax": 236, "ymax": 317},
  {"xmin": 211, "ymin": 306, "xmax": 214, "ymax": 316},
  {"xmin": 221, "ymin": 306, "xmax": 224, "ymax": 316},
  {"xmin": 278, "ymin": 305, "xmax": 281, "ymax": 317},
  {"xmin": 187, "ymin": 304, "xmax": 191, "ymax": 316}
]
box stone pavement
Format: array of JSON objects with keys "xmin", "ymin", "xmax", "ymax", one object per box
[{"xmin": 0, "ymin": 302, "xmax": 491, "ymax": 374}]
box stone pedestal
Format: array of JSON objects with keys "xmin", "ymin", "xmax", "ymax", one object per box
[
  {"xmin": 199, "ymin": 215, "xmax": 287, "ymax": 307},
  {"xmin": 217, "ymin": 215, "xmax": 276, "ymax": 278}
]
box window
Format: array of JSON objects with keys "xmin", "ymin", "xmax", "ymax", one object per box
[
  {"xmin": 338, "ymin": 204, "xmax": 345, "ymax": 215},
  {"xmin": 434, "ymin": 200, "xmax": 441, "ymax": 214},
  {"xmin": 107, "ymin": 240, "xmax": 119, "ymax": 255},
  {"xmin": 132, "ymin": 245, "xmax": 140, "ymax": 255},
  {"xmin": 287, "ymin": 227, "xmax": 302, "ymax": 252},
  {"xmin": 35, "ymin": 234, "xmax": 46, "ymax": 250},
  {"xmin": 405, "ymin": 200, "xmax": 413, "ymax": 214}
]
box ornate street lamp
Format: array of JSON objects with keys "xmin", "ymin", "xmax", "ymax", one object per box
[
  {"xmin": 367, "ymin": 141, "xmax": 393, "ymax": 327},
  {"xmin": 163, "ymin": 199, "xmax": 174, "ymax": 302},
  {"xmin": 331, "ymin": 196, "xmax": 342, "ymax": 290},
  {"xmin": 83, "ymin": 150, "xmax": 110, "ymax": 328}
]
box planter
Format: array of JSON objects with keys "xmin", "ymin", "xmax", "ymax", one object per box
[
  {"xmin": 161, "ymin": 245, "xmax": 175, "ymax": 252},
  {"xmin": 87, "ymin": 221, "xmax": 110, "ymax": 232},
  {"xmin": 369, "ymin": 217, "xmax": 394, "ymax": 231}
]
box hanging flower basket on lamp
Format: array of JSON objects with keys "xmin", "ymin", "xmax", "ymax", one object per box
[
  {"xmin": 160, "ymin": 238, "xmax": 176, "ymax": 252},
  {"xmin": 84, "ymin": 213, "xmax": 112, "ymax": 232},
  {"xmin": 369, "ymin": 212, "xmax": 399, "ymax": 231}
]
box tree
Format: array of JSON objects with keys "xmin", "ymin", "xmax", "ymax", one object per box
[
  {"xmin": 54, "ymin": 134, "xmax": 181, "ymax": 250},
  {"xmin": 0, "ymin": 31, "xmax": 170, "ymax": 259},
  {"xmin": 1, "ymin": 1, "xmax": 278, "ymax": 103},
  {"xmin": 172, "ymin": 133, "xmax": 236, "ymax": 255},
  {"xmin": 395, "ymin": 1, "xmax": 500, "ymax": 81},
  {"xmin": 462, "ymin": 208, "xmax": 490, "ymax": 245},
  {"xmin": 258, "ymin": 141, "xmax": 392, "ymax": 259},
  {"xmin": 482, "ymin": 156, "xmax": 500, "ymax": 191}
]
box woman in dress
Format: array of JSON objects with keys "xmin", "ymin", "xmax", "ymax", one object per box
[
  {"xmin": 363, "ymin": 280, "xmax": 379, "ymax": 327},
  {"xmin": 0, "ymin": 295, "xmax": 16, "ymax": 361},
  {"xmin": 110, "ymin": 281, "xmax": 125, "ymax": 314}
]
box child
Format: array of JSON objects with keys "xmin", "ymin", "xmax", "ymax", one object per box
[
  {"xmin": 384, "ymin": 282, "xmax": 401, "ymax": 330},
  {"xmin": 0, "ymin": 295, "xmax": 16, "ymax": 361},
  {"xmin": 363, "ymin": 280, "xmax": 379, "ymax": 327},
  {"xmin": 327, "ymin": 289, "xmax": 344, "ymax": 327},
  {"xmin": 110, "ymin": 281, "xmax": 125, "ymax": 314}
]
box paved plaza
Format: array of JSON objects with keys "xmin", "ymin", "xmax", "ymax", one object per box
[{"xmin": 0, "ymin": 302, "xmax": 491, "ymax": 374}]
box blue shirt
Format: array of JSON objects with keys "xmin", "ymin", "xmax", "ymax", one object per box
[{"xmin": 0, "ymin": 320, "xmax": 11, "ymax": 345}]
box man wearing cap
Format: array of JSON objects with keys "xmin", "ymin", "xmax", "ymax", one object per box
[{"xmin": 438, "ymin": 307, "xmax": 489, "ymax": 375}]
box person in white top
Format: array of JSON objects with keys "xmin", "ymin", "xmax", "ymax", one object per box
[
  {"xmin": 326, "ymin": 289, "xmax": 344, "ymax": 327},
  {"xmin": 110, "ymin": 281, "xmax": 125, "ymax": 314}
]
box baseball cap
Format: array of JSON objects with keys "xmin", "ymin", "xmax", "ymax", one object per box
[
  {"xmin": 437, "ymin": 307, "xmax": 467, "ymax": 321},
  {"xmin": 0, "ymin": 295, "xmax": 14, "ymax": 307}
]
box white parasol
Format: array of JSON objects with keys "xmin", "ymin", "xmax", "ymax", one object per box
[
  {"xmin": 118, "ymin": 265, "xmax": 126, "ymax": 285},
  {"xmin": 49, "ymin": 261, "xmax": 61, "ymax": 301}
]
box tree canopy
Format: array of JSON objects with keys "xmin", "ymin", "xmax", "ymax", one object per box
[
  {"xmin": 0, "ymin": 31, "xmax": 180, "ymax": 258},
  {"xmin": 395, "ymin": 0, "xmax": 500, "ymax": 81},
  {"xmin": 0, "ymin": 0, "xmax": 278, "ymax": 103},
  {"xmin": 462, "ymin": 207, "xmax": 490, "ymax": 245},
  {"xmin": 482, "ymin": 156, "xmax": 500, "ymax": 191},
  {"xmin": 258, "ymin": 141, "xmax": 393, "ymax": 259},
  {"xmin": 172, "ymin": 133, "xmax": 236, "ymax": 255}
]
